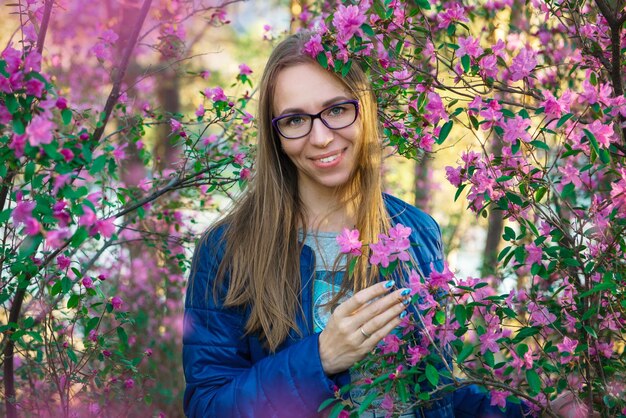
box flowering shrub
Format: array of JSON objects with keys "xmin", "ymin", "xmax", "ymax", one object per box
[
  {"xmin": 0, "ymin": 1, "xmax": 252, "ymax": 416},
  {"xmin": 303, "ymin": 0, "xmax": 626, "ymax": 416}
]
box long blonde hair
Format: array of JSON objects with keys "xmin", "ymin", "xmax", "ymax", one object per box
[{"xmin": 207, "ymin": 32, "xmax": 389, "ymax": 352}]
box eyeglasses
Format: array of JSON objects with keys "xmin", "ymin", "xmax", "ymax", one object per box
[{"xmin": 271, "ymin": 100, "xmax": 359, "ymax": 140}]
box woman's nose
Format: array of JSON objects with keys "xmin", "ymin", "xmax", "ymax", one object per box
[{"xmin": 308, "ymin": 118, "xmax": 333, "ymax": 147}]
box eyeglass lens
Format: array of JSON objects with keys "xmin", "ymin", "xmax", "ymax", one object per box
[{"xmin": 276, "ymin": 102, "xmax": 357, "ymax": 139}]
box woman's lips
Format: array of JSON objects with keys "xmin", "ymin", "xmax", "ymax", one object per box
[{"xmin": 310, "ymin": 149, "xmax": 346, "ymax": 168}]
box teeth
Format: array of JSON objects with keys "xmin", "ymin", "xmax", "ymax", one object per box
[{"xmin": 318, "ymin": 154, "xmax": 339, "ymax": 163}]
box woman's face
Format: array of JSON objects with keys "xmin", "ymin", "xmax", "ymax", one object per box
[{"xmin": 272, "ymin": 62, "xmax": 361, "ymax": 200}]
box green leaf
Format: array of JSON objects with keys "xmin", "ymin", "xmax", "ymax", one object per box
[
  {"xmin": 12, "ymin": 118, "xmax": 25, "ymax": 135},
  {"xmin": 415, "ymin": 0, "xmax": 431, "ymax": 9},
  {"xmin": 454, "ymin": 304, "xmax": 466, "ymax": 325},
  {"xmin": 328, "ymin": 401, "xmax": 346, "ymax": 418},
  {"xmin": 360, "ymin": 23, "xmax": 375, "ymax": 37},
  {"xmin": 503, "ymin": 226, "xmax": 516, "ymax": 241},
  {"xmin": 583, "ymin": 128, "xmax": 601, "ymax": 159},
  {"xmin": 457, "ymin": 344, "xmax": 474, "ymax": 364},
  {"xmin": 579, "ymin": 281, "xmax": 614, "ymax": 298},
  {"xmin": 61, "ymin": 108, "xmax": 72, "ymax": 125},
  {"xmin": 358, "ymin": 391, "xmax": 378, "ymax": 414},
  {"xmin": 316, "ymin": 51, "xmax": 328, "ymax": 69},
  {"xmin": 67, "ymin": 294, "xmax": 80, "ymax": 309},
  {"xmin": 6, "ymin": 95, "xmax": 19, "ymax": 114},
  {"xmin": 534, "ymin": 187, "xmax": 547, "ymax": 202},
  {"xmin": 347, "ymin": 257, "xmax": 358, "ymax": 278},
  {"xmin": 117, "ymin": 326, "xmax": 128, "ymax": 346},
  {"xmin": 341, "ymin": 60, "xmax": 352, "ymax": 78},
  {"xmin": 71, "ymin": 227, "xmax": 89, "ymax": 247},
  {"xmin": 437, "ymin": 120, "xmax": 453, "ymax": 144},
  {"xmin": 454, "ymin": 184, "xmax": 466, "ymax": 202},
  {"xmin": 66, "ymin": 348, "xmax": 78, "ymax": 363},
  {"xmin": 0, "ymin": 208, "xmax": 12, "ymax": 223},
  {"xmin": 62, "ymin": 276, "xmax": 73, "ymax": 294},
  {"xmin": 530, "ymin": 140, "xmax": 549, "ymax": 151},
  {"xmin": 556, "ymin": 113, "xmax": 574, "ymax": 128},
  {"xmin": 86, "ymin": 317, "xmax": 100, "ymax": 334},
  {"xmin": 526, "ymin": 369, "xmax": 542, "ymax": 395},
  {"xmin": 425, "ymin": 363, "xmax": 439, "ymax": 386},
  {"xmin": 461, "ymin": 55, "xmax": 470, "ymax": 73},
  {"xmin": 317, "ymin": 398, "xmax": 337, "ymax": 412},
  {"xmin": 89, "ymin": 155, "xmax": 107, "ymax": 175}
]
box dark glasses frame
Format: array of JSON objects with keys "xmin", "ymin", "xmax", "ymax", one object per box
[{"xmin": 271, "ymin": 99, "xmax": 360, "ymax": 140}]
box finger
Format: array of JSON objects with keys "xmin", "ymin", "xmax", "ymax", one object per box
[
  {"xmin": 351, "ymin": 287, "xmax": 411, "ymax": 325},
  {"xmin": 358, "ymin": 297, "xmax": 408, "ymax": 339},
  {"xmin": 334, "ymin": 279, "xmax": 396, "ymax": 316},
  {"xmin": 364, "ymin": 311, "xmax": 405, "ymax": 347}
]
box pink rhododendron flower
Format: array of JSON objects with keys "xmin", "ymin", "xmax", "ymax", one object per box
[
  {"xmin": 95, "ymin": 218, "xmax": 116, "ymax": 238},
  {"xmin": 79, "ymin": 207, "xmax": 97, "ymax": 227},
  {"xmin": 242, "ymin": 112, "xmax": 253, "ymax": 124},
  {"xmin": 303, "ymin": 34, "xmax": 324, "ymax": 57},
  {"xmin": 170, "ymin": 118, "xmax": 182, "ymax": 133},
  {"xmin": 479, "ymin": 328, "xmax": 501, "ymax": 354},
  {"xmin": 24, "ymin": 218, "xmax": 41, "ymax": 235},
  {"xmin": 23, "ymin": 50, "xmax": 41, "ymax": 73},
  {"xmin": 12, "ymin": 200, "xmax": 36, "ymax": 225},
  {"xmin": 556, "ymin": 336, "xmax": 578, "ymax": 364},
  {"xmin": 45, "ymin": 228, "xmax": 71, "ymax": 249},
  {"xmin": 407, "ymin": 344, "xmax": 429, "ymax": 366},
  {"xmin": 587, "ymin": 120, "xmax": 615, "ymax": 148},
  {"xmin": 428, "ymin": 262, "xmax": 453, "ymax": 290},
  {"xmin": 124, "ymin": 378, "xmax": 134, "ymax": 389},
  {"xmin": 26, "ymin": 115, "xmax": 55, "ymax": 146},
  {"xmin": 381, "ymin": 333, "xmax": 401, "ymax": 354},
  {"xmin": 509, "ymin": 47, "xmax": 537, "ymax": 81},
  {"xmin": 457, "ymin": 36, "xmax": 483, "ymax": 58},
  {"xmin": 380, "ymin": 393, "xmax": 394, "ymax": 413},
  {"xmin": 500, "ymin": 115, "xmax": 532, "ymax": 143},
  {"xmin": 57, "ymin": 255, "xmax": 71, "ymax": 269},
  {"xmin": 195, "ymin": 104, "xmax": 205, "ymax": 117},
  {"xmin": 336, "ymin": 228, "xmax": 362, "ymax": 256},
  {"xmin": 239, "ymin": 168, "xmax": 251, "ymax": 180},
  {"xmin": 479, "ymin": 54, "xmax": 498, "ymax": 79},
  {"xmin": 111, "ymin": 296, "xmax": 123, "ymax": 310},
  {"xmin": 332, "ymin": 5, "xmax": 366, "ymax": 45},
  {"xmin": 528, "ymin": 301, "xmax": 557, "ymax": 326},
  {"xmin": 204, "ymin": 86, "xmax": 228, "ymax": 102},
  {"xmin": 525, "ymin": 243, "xmax": 543, "ymax": 265},
  {"xmin": 424, "ymin": 92, "xmax": 449, "ymax": 124},
  {"xmin": 82, "ymin": 277, "xmax": 94, "ymax": 289},
  {"xmin": 25, "ymin": 78, "xmax": 45, "ymax": 97},
  {"xmin": 60, "ymin": 148, "xmax": 74, "ymax": 162},
  {"xmin": 238, "ymin": 63, "xmax": 252, "ymax": 75},
  {"xmin": 490, "ymin": 390, "xmax": 510, "ymax": 409},
  {"xmin": 445, "ymin": 166, "xmax": 463, "ymax": 187}
]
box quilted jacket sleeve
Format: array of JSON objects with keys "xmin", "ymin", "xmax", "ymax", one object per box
[{"xmin": 182, "ymin": 228, "xmax": 336, "ymax": 418}]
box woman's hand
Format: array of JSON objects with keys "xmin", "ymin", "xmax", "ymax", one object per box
[{"xmin": 318, "ymin": 280, "xmax": 410, "ymax": 375}]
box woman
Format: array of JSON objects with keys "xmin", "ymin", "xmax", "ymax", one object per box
[{"xmin": 183, "ymin": 32, "xmax": 526, "ymax": 418}]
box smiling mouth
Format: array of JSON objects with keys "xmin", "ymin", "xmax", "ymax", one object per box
[
  {"xmin": 311, "ymin": 149, "xmax": 345, "ymax": 163},
  {"xmin": 318, "ymin": 154, "xmax": 340, "ymax": 163}
]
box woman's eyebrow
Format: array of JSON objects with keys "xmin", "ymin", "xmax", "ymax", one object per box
[{"xmin": 277, "ymin": 96, "xmax": 352, "ymax": 116}]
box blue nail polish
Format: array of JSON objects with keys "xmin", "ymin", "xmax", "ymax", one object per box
[
  {"xmin": 384, "ymin": 280, "xmax": 395, "ymax": 289},
  {"xmin": 400, "ymin": 288, "xmax": 410, "ymax": 296},
  {"xmin": 402, "ymin": 299, "xmax": 410, "ymax": 306},
  {"xmin": 399, "ymin": 310, "xmax": 408, "ymax": 319}
]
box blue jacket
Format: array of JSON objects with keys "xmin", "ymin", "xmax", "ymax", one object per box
[{"xmin": 183, "ymin": 194, "xmax": 527, "ymax": 417}]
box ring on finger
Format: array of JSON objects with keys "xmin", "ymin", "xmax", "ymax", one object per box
[{"xmin": 360, "ymin": 326, "xmax": 372, "ymax": 339}]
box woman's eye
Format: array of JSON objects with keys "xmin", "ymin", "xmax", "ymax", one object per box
[
  {"xmin": 284, "ymin": 116, "xmax": 305, "ymax": 127},
  {"xmin": 327, "ymin": 106, "xmax": 346, "ymax": 117}
]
